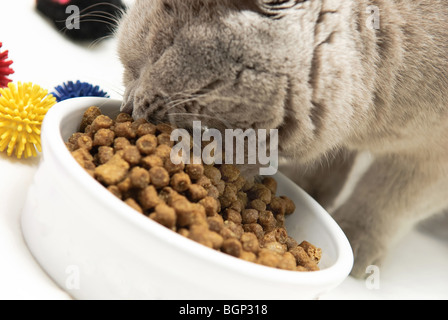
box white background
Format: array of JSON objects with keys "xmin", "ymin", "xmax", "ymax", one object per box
[{"xmin": 0, "ymin": 0, "xmax": 447, "ymax": 300}]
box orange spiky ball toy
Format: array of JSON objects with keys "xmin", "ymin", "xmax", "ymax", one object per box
[{"xmin": 0, "ymin": 82, "xmax": 56, "ymax": 159}]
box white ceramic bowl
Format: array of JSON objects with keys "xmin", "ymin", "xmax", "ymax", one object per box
[{"xmin": 21, "ymin": 97, "xmax": 353, "ymax": 300}]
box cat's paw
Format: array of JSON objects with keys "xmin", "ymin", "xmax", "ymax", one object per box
[{"xmin": 335, "ymin": 218, "xmax": 388, "ymax": 279}]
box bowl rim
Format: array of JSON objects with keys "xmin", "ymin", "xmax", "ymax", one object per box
[{"xmin": 41, "ymin": 96, "xmax": 354, "ymax": 287}]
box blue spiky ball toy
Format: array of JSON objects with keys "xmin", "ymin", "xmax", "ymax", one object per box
[{"xmin": 52, "ymin": 80, "xmax": 109, "ymax": 102}]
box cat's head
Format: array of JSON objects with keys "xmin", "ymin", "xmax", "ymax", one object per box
[{"xmin": 117, "ymin": 0, "xmax": 369, "ymax": 162}]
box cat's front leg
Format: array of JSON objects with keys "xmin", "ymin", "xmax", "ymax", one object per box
[{"xmin": 331, "ymin": 153, "xmax": 448, "ymax": 278}]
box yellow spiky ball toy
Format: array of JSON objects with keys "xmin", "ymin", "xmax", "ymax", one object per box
[{"xmin": 0, "ymin": 82, "xmax": 56, "ymax": 159}]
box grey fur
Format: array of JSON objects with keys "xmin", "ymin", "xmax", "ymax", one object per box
[{"xmin": 116, "ymin": 0, "xmax": 448, "ymax": 277}]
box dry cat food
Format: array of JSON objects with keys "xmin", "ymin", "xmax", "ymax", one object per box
[{"xmin": 66, "ymin": 106, "xmax": 322, "ymax": 272}]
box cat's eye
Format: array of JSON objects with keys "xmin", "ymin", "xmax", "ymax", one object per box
[
  {"xmin": 260, "ymin": 0, "xmax": 306, "ymax": 9},
  {"xmin": 257, "ymin": 0, "xmax": 308, "ymax": 18},
  {"xmin": 233, "ymin": 0, "xmax": 307, "ymax": 17}
]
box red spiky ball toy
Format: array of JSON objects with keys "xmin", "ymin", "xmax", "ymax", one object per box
[{"xmin": 0, "ymin": 42, "xmax": 14, "ymax": 88}]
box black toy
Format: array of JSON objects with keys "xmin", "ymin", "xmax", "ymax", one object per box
[{"xmin": 36, "ymin": 0, "xmax": 126, "ymax": 42}]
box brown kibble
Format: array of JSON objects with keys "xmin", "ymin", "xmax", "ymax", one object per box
[
  {"xmin": 158, "ymin": 187, "xmax": 182, "ymax": 205},
  {"xmin": 229, "ymin": 199, "xmax": 243, "ymax": 213},
  {"xmin": 125, "ymin": 198, "xmax": 143, "ymax": 214},
  {"xmin": 97, "ymin": 146, "xmax": 114, "ymax": 165},
  {"xmin": 289, "ymin": 246, "xmax": 320, "ymax": 271},
  {"xmin": 185, "ymin": 164, "xmax": 204, "ymax": 180},
  {"xmin": 172, "ymin": 198, "xmax": 194, "ymax": 227},
  {"xmin": 196, "ymin": 176, "xmax": 212, "ymax": 189},
  {"xmin": 241, "ymin": 209, "xmax": 259, "ymax": 224},
  {"xmin": 261, "ymin": 231, "xmax": 277, "ymax": 245},
  {"xmin": 190, "ymin": 203, "xmax": 207, "ymax": 226},
  {"xmin": 269, "ymin": 197, "xmax": 286, "ymax": 215},
  {"xmin": 237, "ymin": 191, "xmax": 248, "ymax": 208},
  {"xmin": 286, "ymin": 236, "xmax": 299, "ymax": 250},
  {"xmin": 205, "ymin": 184, "xmax": 220, "ymax": 199},
  {"xmin": 114, "ymin": 137, "xmax": 131, "ymax": 151},
  {"xmin": 115, "ymin": 113, "xmax": 133, "ymax": 123},
  {"xmin": 80, "ymin": 106, "xmax": 101, "ymax": 132},
  {"xmin": 138, "ymin": 185, "xmax": 161, "ymax": 210},
  {"xmin": 71, "ymin": 147, "xmax": 93, "ymax": 165},
  {"xmin": 299, "ymin": 241, "xmax": 322, "ymax": 264},
  {"xmin": 187, "ymin": 184, "xmax": 208, "ymax": 202},
  {"xmin": 207, "ymin": 215, "xmax": 224, "ymax": 233},
  {"xmin": 129, "ymin": 167, "xmax": 150, "ymax": 189},
  {"xmin": 248, "ymin": 199, "xmax": 266, "ymax": 212},
  {"xmin": 123, "ymin": 145, "xmax": 142, "ymax": 165},
  {"xmin": 136, "ymin": 134, "xmax": 158, "ymax": 155},
  {"xmin": 242, "ymin": 177, "xmax": 255, "ymax": 192},
  {"xmin": 149, "ymin": 167, "xmax": 170, "ymax": 189},
  {"xmin": 249, "ymin": 184, "xmax": 272, "ymax": 204},
  {"xmin": 91, "ymin": 115, "xmax": 114, "ymax": 132},
  {"xmin": 93, "ymin": 129, "xmax": 115, "ymax": 147},
  {"xmin": 188, "ymin": 224, "xmax": 212, "ymax": 248},
  {"xmin": 154, "ymin": 144, "xmax": 171, "ymax": 161},
  {"xmin": 203, "ymin": 166, "xmax": 221, "ymax": 185},
  {"xmin": 199, "ymin": 196, "xmax": 219, "ymax": 216},
  {"xmin": 94, "ymin": 154, "xmax": 129, "ymax": 185},
  {"xmin": 273, "ymin": 227, "xmax": 288, "ymax": 244},
  {"xmin": 240, "ymin": 232, "xmax": 260, "ymax": 254},
  {"xmin": 219, "ymin": 164, "xmax": 240, "ymax": 182},
  {"xmin": 276, "ymin": 213, "xmax": 285, "ymax": 228},
  {"xmin": 150, "ymin": 203, "xmax": 176, "ymax": 229},
  {"xmin": 223, "ymin": 220, "xmax": 243, "ymax": 239},
  {"xmin": 164, "ymin": 158, "xmax": 185, "ymax": 175},
  {"xmin": 243, "ymin": 223, "xmax": 264, "ymax": 240},
  {"xmin": 117, "ymin": 177, "xmax": 132, "ymax": 193},
  {"xmin": 224, "ymin": 208, "xmax": 242, "ymax": 225},
  {"xmin": 114, "ymin": 121, "xmax": 136, "ymax": 139},
  {"xmin": 84, "ymin": 125, "xmax": 95, "ymax": 138},
  {"xmin": 131, "ymin": 118, "xmax": 147, "ymax": 130},
  {"xmin": 240, "ymin": 251, "xmax": 257, "ymax": 263},
  {"xmin": 262, "ymin": 177, "xmax": 277, "ymax": 194},
  {"xmin": 257, "ymin": 249, "xmax": 280, "ymax": 268},
  {"xmin": 278, "ymin": 252, "xmax": 297, "ymax": 271},
  {"xmin": 107, "ymin": 185, "xmax": 121, "ymax": 199},
  {"xmin": 141, "ymin": 155, "xmax": 164, "ymax": 169},
  {"xmin": 215, "ymin": 180, "xmax": 226, "ymax": 195},
  {"xmin": 76, "ymin": 135, "xmax": 93, "ymax": 151},
  {"xmin": 233, "ymin": 176, "xmax": 246, "ymax": 191},
  {"xmin": 222, "ymin": 238, "xmax": 242, "ymax": 258},
  {"xmin": 207, "ymin": 231, "xmax": 224, "ymax": 250},
  {"xmin": 219, "ymin": 184, "xmax": 238, "ymax": 208},
  {"xmin": 281, "ymin": 196, "xmax": 296, "ymax": 215},
  {"xmin": 178, "ymin": 228, "xmax": 189, "ymax": 238},
  {"xmin": 68, "ymin": 132, "xmax": 83, "ymax": 146},
  {"xmin": 136, "ymin": 122, "xmax": 157, "ymax": 137},
  {"xmin": 69, "ymin": 108, "xmax": 320, "ymax": 273},
  {"xmin": 157, "ymin": 133, "xmax": 174, "ymax": 147},
  {"xmin": 263, "ymin": 241, "xmax": 287, "ymax": 255},
  {"xmin": 156, "ymin": 123, "xmax": 176, "ymax": 134},
  {"xmin": 170, "ymin": 172, "xmax": 191, "ymax": 193},
  {"xmin": 258, "ymin": 211, "xmax": 277, "ymax": 232}
]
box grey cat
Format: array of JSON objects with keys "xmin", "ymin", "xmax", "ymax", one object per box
[{"xmin": 116, "ymin": 0, "xmax": 448, "ymax": 278}]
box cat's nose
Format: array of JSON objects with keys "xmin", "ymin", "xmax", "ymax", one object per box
[{"xmin": 121, "ymin": 85, "xmax": 136, "ymax": 115}]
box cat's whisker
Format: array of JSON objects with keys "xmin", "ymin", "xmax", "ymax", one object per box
[
  {"xmin": 58, "ymin": 18, "xmax": 118, "ymax": 35},
  {"xmin": 88, "ymin": 34, "xmax": 114, "ymax": 49},
  {"xmin": 166, "ymin": 112, "xmax": 233, "ymax": 130},
  {"xmin": 76, "ymin": 12, "xmax": 121, "ymax": 25},
  {"xmin": 76, "ymin": 2, "xmax": 127, "ymax": 16}
]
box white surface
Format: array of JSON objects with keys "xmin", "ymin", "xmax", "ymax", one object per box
[{"xmin": 0, "ymin": 0, "xmax": 447, "ymax": 300}]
